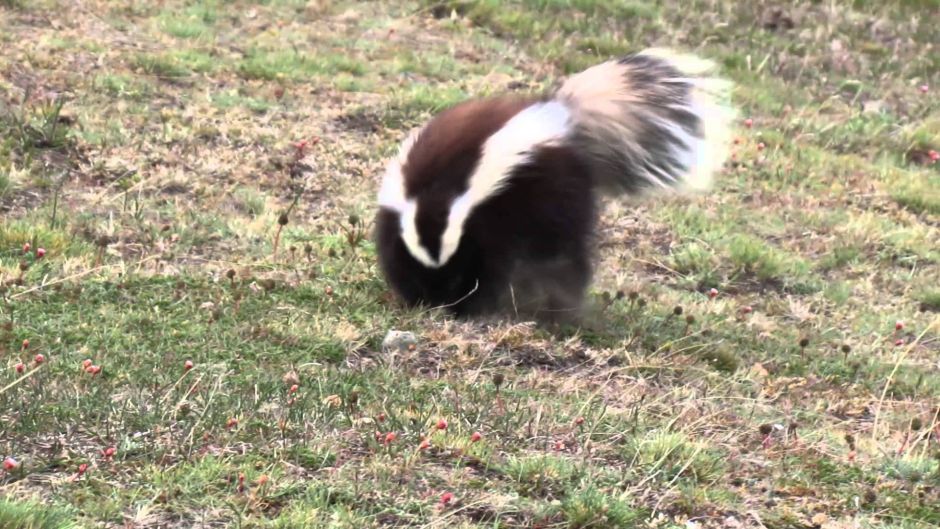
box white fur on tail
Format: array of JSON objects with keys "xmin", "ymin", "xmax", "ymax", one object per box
[{"xmin": 554, "ymin": 48, "xmax": 736, "ymax": 196}]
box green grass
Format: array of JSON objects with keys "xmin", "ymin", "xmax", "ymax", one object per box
[
  {"xmin": 0, "ymin": 498, "xmax": 79, "ymax": 529},
  {"xmin": 1, "ymin": 0, "xmax": 939, "ymax": 527}
]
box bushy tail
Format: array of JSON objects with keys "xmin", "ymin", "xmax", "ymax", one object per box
[{"xmin": 553, "ymin": 48, "xmax": 736, "ymax": 197}]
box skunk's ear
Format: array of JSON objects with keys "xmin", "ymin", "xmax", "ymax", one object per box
[{"xmin": 377, "ymin": 127, "xmax": 422, "ymax": 214}]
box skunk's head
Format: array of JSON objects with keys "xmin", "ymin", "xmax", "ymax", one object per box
[{"xmin": 376, "ymin": 96, "xmax": 572, "ymax": 269}]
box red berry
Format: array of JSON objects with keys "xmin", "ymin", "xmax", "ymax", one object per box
[
  {"xmin": 289, "ymin": 384, "xmax": 299, "ymax": 394},
  {"xmin": 895, "ymin": 321, "xmax": 904, "ymax": 331},
  {"xmin": 574, "ymin": 416, "xmax": 585, "ymax": 426},
  {"xmin": 419, "ymin": 439, "xmax": 431, "ymax": 450},
  {"xmin": 708, "ymin": 287, "xmax": 719, "ymax": 299},
  {"xmin": 77, "ymin": 463, "xmax": 88, "ymax": 476},
  {"xmin": 436, "ymin": 419, "xmax": 448, "ymax": 430},
  {"xmin": 384, "ymin": 432, "xmax": 397, "ymax": 445},
  {"xmin": 14, "ymin": 363, "xmax": 25, "ymax": 374},
  {"xmin": 742, "ymin": 306, "xmax": 753, "ymax": 314},
  {"xmin": 86, "ymin": 365, "xmax": 101, "ymax": 375},
  {"xmin": 3, "ymin": 457, "xmax": 18, "ymax": 471},
  {"xmin": 82, "ymin": 359, "xmax": 93, "ymax": 369},
  {"xmin": 33, "ymin": 354, "xmax": 45, "ymax": 365},
  {"xmin": 470, "ymin": 432, "xmax": 482, "ymax": 443},
  {"xmin": 377, "ymin": 413, "xmax": 386, "ymax": 422},
  {"xmin": 21, "ymin": 339, "xmax": 29, "ymax": 350},
  {"xmin": 757, "ymin": 142, "xmax": 766, "ymax": 151},
  {"xmin": 920, "ymin": 84, "xmax": 929, "ymax": 94},
  {"xmin": 36, "ymin": 248, "xmax": 46, "ymax": 258},
  {"xmin": 929, "ymin": 150, "xmax": 939, "ymax": 162},
  {"xmin": 102, "ymin": 446, "xmax": 116, "ymax": 459},
  {"xmin": 440, "ymin": 492, "xmax": 454, "ymax": 505},
  {"xmin": 226, "ymin": 417, "xmax": 238, "ymax": 429},
  {"xmin": 184, "ymin": 360, "xmax": 194, "ymax": 371},
  {"xmin": 744, "ymin": 118, "xmax": 753, "ymax": 128},
  {"xmin": 22, "ymin": 243, "xmax": 30, "ymax": 253},
  {"xmin": 895, "ymin": 339, "xmax": 904, "ymax": 347}
]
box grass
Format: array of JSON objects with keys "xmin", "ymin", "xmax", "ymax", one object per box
[
  {"xmin": 1, "ymin": 0, "xmax": 939, "ymax": 527},
  {"xmin": 0, "ymin": 498, "xmax": 78, "ymax": 529}
]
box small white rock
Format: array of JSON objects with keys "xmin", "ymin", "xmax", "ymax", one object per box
[{"xmin": 382, "ymin": 330, "xmax": 417, "ymax": 353}]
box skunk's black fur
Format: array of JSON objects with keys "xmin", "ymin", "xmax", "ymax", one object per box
[{"xmin": 374, "ymin": 49, "xmax": 735, "ymax": 322}]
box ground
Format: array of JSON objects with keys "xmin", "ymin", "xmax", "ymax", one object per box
[{"xmin": 1, "ymin": 0, "xmax": 939, "ymax": 528}]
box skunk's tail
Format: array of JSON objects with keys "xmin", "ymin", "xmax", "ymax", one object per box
[{"xmin": 554, "ymin": 48, "xmax": 736, "ymax": 197}]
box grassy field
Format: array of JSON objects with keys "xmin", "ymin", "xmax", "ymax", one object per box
[{"xmin": 1, "ymin": 0, "xmax": 939, "ymax": 527}]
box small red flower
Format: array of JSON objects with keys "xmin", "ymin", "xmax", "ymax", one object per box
[
  {"xmin": 929, "ymin": 150, "xmax": 939, "ymax": 163},
  {"xmin": 36, "ymin": 248, "xmax": 46, "ymax": 258},
  {"xmin": 184, "ymin": 359, "xmax": 194, "ymax": 372},
  {"xmin": 77, "ymin": 463, "xmax": 88, "ymax": 476},
  {"xmin": 33, "ymin": 354, "xmax": 45, "ymax": 365},
  {"xmin": 102, "ymin": 447, "xmax": 116, "ymax": 459},
  {"xmin": 419, "ymin": 439, "xmax": 431, "ymax": 450},
  {"xmin": 289, "ymin": 384, "xmax": 299, "ymax": 394},
  {"xmin": 920, "ymin": 84, "xmax": 929, "ymax": 94},
  {"xmin": 708, "ymin": 287, "xmax": 718, "ymax": 299},
  {"xmin": 14, "ymin": 363, "xmax": 25, "ymax": 374},
  {"xmin": 470, "ymin": 432, "xmax": 482, "ymax": 443},
  {"xmin": 744, "ymin": 118, "xmax": 753, "ymax": 128},
  {"xmin": 3, "ymin": 457, "xmax": 17, "ymax": 471},
  {"xmin": 440, "ymin": 492, "xmax": 454, "ymax": 505},
  {"xmin": 22, "ymin": 243, "xmax": 30, "ymax": 253},
  {"xmin": 757, "ymin": 142, "xmax": 766, "ymax": 151},
  {"xmin": 436, "ymin": 419, "xmax": 448, "ymax": 430},
  {"xmin": 384, "ymin": 432, "xmax": 397, "ymax": 445}
]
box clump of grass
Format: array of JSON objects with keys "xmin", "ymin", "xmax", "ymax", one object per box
[
  {"xmin": 726, "ymin": 234, "xmax": 816, "ymax": 289},
  {"xmin": 133, "ymin": 53, "xmax": 191, "ymax": 78},
  {"xmin": 890, "ymin": 172, "xmax": 940, "ymax": 215},
  {"xmin": 559, "ymin": 485, "xmax": 642, "ymax": 529},
  {"xmin": 502, "ymin": 454, "xmax": 581, "ymax": 496},
  {"xmin": 1, "ymin": 88, "xmax": 72, "ymax": 154},
  {"xmin": 0, "ymin": 498, "xmax": 79, "ymax": 529},
  {"xmin": 627, "ymin": 430, "xmax": 726, "ymax": 484},
  {"xmin": 919, "ymin": 288, "xmax": 940, "ymax": 312},
  {"xmin": 238, "ymin": 49, "xmax": 365, "ymax": 81},
  {"xmin": 0, "ymin": 167, "xmax": 12, "ymax": 198}
]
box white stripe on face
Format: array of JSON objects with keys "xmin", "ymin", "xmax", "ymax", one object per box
[{"xmin": 378, "ymin": 102, "xmax": 572, "ymax": 268}]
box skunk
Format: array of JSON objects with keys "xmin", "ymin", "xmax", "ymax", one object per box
[{"xmin": 374, "ymin": 48, "xmax": 735, "ymax": 322}]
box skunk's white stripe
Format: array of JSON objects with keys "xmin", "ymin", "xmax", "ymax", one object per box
[
  {"xmin": 378, "ymin": 128, "xmax": 440, "ymax": 267},
  {"xmin": 436, "ymin": 101, "xmax": 572, "ymax": 266},
  {"xmin": 377, "ymin": 128, "xmax": 419, "ymax": 213},
  {"xmin": 377, "ymin": 103, "xmax": 572, "ymax": 268}
]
